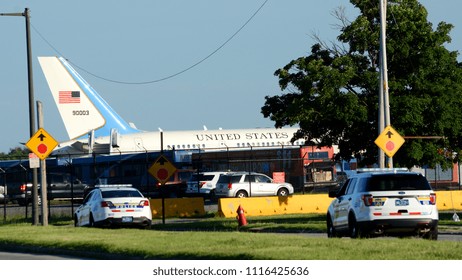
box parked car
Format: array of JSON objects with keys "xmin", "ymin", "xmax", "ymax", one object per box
[
  {"xmin": 215, "ymin": 172, "xmax": 294, "ymax": 198},
  {"xmin": 185, "ymin": 171, "xmax": 226, "ymax": 199},
  {"xmin": 326, "ymin": 168, "xmax": 438, "ymax": 239},
  {"xmin": 74, "ymin": 185, "xmax": 152, "ymax": 229},
  {"xmin": 8, "ymin": 173, "xmax": 88, "ymax": 206}
]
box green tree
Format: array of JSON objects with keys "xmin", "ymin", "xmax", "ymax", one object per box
[
  {"xmin": 262, "ymin": 0, "xmax": 462, "ymax": 168},
  {"xmin": 0, "ymin": 147, "xmax": 29, "ymax": 160}
]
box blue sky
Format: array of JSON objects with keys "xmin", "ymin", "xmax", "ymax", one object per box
[{"xmin": 0, "ymin": 0, "xmax": 460, "ymax": 153}]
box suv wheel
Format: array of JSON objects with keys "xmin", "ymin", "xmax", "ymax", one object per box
[
  {"xmin": 348, "ymin": 213, "xmax": 361, "ymax": 239},
  {"xmin": 421, "ymin": 225, "xmax": 438, "ymax": 240},
  {"xmin": 326, "ymin": 214, "xmax": 339, "ymax": 238},
  {"xmin": 209, "ymin": 190, "xmax": 217, "ymax": 202},
  {"xmin": 89, "ymin": 213, "xmax": 95, "ymax": 227},
  {"xmin": 277, "ymin": 187, "xmax": 289, "ymax": 196},
  {"xmin": 235, "ymin": 190, "xmax": 248, "ymax": 198}
]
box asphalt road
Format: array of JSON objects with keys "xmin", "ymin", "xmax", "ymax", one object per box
[{"xmin": 0, "ymin": 251, "xmax": 88, "ymax": 260}]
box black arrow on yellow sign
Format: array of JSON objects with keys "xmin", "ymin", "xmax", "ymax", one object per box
[
  {"xmin": 37, "ymin": 133, "xmax": 46, "ymax": 141},
  {"xmin": 386, "ymin": 131, "xmax": 393, "ymax": 138},
  {"xmin": 157, "ymin": 156, "xmax": 167, "ymax": 165}
]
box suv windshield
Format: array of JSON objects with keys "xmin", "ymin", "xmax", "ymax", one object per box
[
  {"xmin": 364, "ymin": 174, "xmax": 432, "ymax": 192},
  {"xmin": 102, "ymin": 190, "xmax": 143, "ymax": 198}
]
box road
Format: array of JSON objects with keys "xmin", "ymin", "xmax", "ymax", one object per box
[{"xmin": 0, "ymin": 251, "xmax": 89, "ymax": 260}]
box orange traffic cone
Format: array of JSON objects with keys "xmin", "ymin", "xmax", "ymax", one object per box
[{"xmin": 236, "ymin": 204, "xmax": 248, "ymax": 226}]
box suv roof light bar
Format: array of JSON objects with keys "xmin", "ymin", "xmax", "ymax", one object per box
[
  {"xmin": 95, "ymin": 184, "xmax": 133, "ymax": 188},
  {"xmin": 356, "ymin": 168, "xmax": 409, "ymax": 173}
]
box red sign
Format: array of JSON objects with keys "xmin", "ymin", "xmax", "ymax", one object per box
[{"xmin": 273, "ymin": 172, "xmax": 286, "ymax": 183}]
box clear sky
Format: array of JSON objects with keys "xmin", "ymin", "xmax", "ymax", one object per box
[{"xmin": 0, "ymin": 0, "xmax": 460, "ymax": 153}]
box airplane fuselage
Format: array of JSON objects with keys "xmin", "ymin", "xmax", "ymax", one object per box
[{"xmin": 54, "ymin": 127, "xmax": 304, "ymax": 156}]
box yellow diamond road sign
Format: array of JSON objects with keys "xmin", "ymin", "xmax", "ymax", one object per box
[
  {"xmin": 374, "ymin": 125, "xmax": 405, "ymax": 158},
  {"xmin": 148, "ymin": 155, "xmax": 177, "ymax": 185},
  {"xmin": 25, "ymin": 128, "xmax": 58, "ymax": 160}
]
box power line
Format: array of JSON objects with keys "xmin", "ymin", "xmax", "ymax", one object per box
[{"xmin": 33, "ymin": 0, "xmax": 269, "ymax": 85}]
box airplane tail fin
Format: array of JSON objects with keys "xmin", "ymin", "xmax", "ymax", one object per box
[{"xmin": 38, "ymin": 56, "xmax": 140, "ymax": 140}]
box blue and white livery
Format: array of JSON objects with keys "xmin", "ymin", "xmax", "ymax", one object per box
[{"xmin": 38, "ymin": 56, "xmax": 305, "ymax": 156}]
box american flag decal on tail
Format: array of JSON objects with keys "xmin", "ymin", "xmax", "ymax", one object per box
[{"xmin": 59, "ymin": 91, "xmax": 80, "ymax": 104}]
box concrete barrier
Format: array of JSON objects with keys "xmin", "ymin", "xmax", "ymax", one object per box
[
  {"xmin": 217, "ymin": 191, "xmax": 462, "ymax": 218},
  {"xmin": 436, "ymin": 190, "xmax": 462, "ymax": 211},
  {"xmin": 148, "ymin": 191, "xmax": 462, "ymax": 218},
  {"xmin": 218, "ymin": 194, "xmax": 332, "ymax": 218},
  {"xmin": 150, "ymin": 197, "xmax": 205, "ymax": 218}
]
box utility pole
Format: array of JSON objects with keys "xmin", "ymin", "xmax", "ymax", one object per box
[
  {"xmin": 379, "ymin": 0, "xmax": 392, "ymax": 168},
  {"xmin": 1, "ymin": 8, "xmax": 39, "ymax": 224},
  {"xmin": 37, "ymin": 101, "xmax": 48, "ymax": 226}
]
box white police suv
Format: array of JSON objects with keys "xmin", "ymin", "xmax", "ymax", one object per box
[
  {"xmin": 185, "ymin": 171, "xmax": 226, "ymax": 199},
  {"xmin": 74, "ymin": 185, "xmax": 152, "ymax": 229},
  {"xmin": 326, "ymin": 168, "xmax": 438, "ymax": 239}
]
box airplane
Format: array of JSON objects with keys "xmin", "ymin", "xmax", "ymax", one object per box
[{"xmin": 37, "ymin": 56, "xmax": 306, "ymax": 157}]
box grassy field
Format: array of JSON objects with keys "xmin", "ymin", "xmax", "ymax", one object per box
[{"xmin": 0, "ymin": 213, "xmax": 461, "ymax": 259}]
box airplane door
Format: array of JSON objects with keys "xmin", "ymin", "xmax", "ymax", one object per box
[{"xmin": 135, "ymin": 138, "xmax": 145, "ymax": 151}]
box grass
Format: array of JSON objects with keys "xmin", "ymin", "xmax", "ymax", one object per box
[
  {"xmin": 151, "ymin": 213, "xmax": 327, "ymax": 233},
  {"xmin": 0, "ymin": 212, "xmax": 460, "ymax": 259}
]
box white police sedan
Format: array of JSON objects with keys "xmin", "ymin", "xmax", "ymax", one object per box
[{"xmin": 74, "ymin": 185, "xmax": 152, "ymax": 229}]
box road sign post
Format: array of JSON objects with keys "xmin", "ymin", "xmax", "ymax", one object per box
[
  {"xmin": 148, "ymin": 154, "xmax": 177, "ymax": 224},
  {"xmin": 374, "ymin": 125, "xmax": 405, "ymax": 167},
  {"xmin": 25, "ymin": 126, "xmax": 58, "ymax": 226},
  {"xmin": 25, "ymin": 128, "xmax": 58, "ymax": 160},
  {"xmin": 148, "ymin": 155, "xmax": 177, "ymax": 185}
]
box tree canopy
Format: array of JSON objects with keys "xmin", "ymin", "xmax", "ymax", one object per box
[
  {"xmin": 0, "ymin": 147, "xmax": 29, "ymax": 160},
  {"xmin": 262, "ymin": 0, "xmax": 462, "ymax": 168}
]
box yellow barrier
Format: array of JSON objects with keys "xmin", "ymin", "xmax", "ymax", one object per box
[
  {"xmin": 218, "ymin": 191, "xmax": 462, "ymax": 218},
  {"xmin": 147, "ymin": 191, "xmax": 462, "ymax": 219},
  {"xmin": 436, "ymin": 190, "xmax": 462, "ymax": 211},
  {"xmin": 218, "ymin": 194, "xmax": 333, "ymax": 218},
  {"xmin": 150, "ymin": 197, "xmax": 205, "ymax": 218}
]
